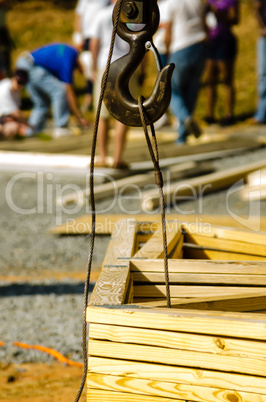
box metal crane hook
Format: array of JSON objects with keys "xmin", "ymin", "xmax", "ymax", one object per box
[{"xmin": 103, "ymin": 0, "xmax": 175, "ymax": 127}]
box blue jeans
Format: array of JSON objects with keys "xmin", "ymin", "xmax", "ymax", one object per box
[
  {"xmin": 169, "ymin": 42, "xmax": 206, "ymax": 143},
  {"xmin": 16, "ymin": 55, "xmax": 69, "ymax": 133},
  {"xmin": 255, "ymin": 37, "xmax": 266, "ymax": 123}
]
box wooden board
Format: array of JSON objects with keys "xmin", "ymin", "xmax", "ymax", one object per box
[
  {"xmin": 89, "ymin": 323, "xmax": 266, "ymax": 367},
  {"xmin": 88, "ymin": 219, "xmax": 137, "ymax": 306},
  {"xmin": 87, "ymin": 219, "xmax": 266, "ymax": 401},
  {"xmin": 133, "ymin": 285, "xmax": 266, "ymax": 298},
  {"xmin": 142, "ymin": 159, "xmax": 266, "ymax": 211},
  {"xmin": 87, "ymin": 388, "xmax": 185, "ymax": 401},
  {"xmin": 88, "ymin": 357, "xmax": 266, "ymax": 394},
  {"xmin": 133, "ymin": 292, "xmax": 266, "ymax": 311},
  {"xmin": 133, "ymin": 222, "xmax": 183, "ymax": 259},
  {"xmin": 130, "ymin": 260, "xmax": 266, "ymax": 275},
  {"xmin": 87, "ymin": 372, "xmax": 266, "ymax": 402},
  {"xmin": 57, "ymin": 161, "xmax": 214, "ymax": 206},
  {"xmin": 87, "ymin": 306, "xmax": 266, "ymax": 340}
]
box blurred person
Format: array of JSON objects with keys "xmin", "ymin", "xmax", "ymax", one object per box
[
  {"xmin": 252, "ymin": 0, "xmax": 266, "ymax": 124},
  {"xmin": 73, "ymin": 0, "xmax": 110, "ymax": 112},
  {"xmin": 16, "ymin": 43, "xmax": 89, "ymax": 138},
  {"xmin": 89, "ymin": 0, "xmax": 130, "ymax": 169},
  {"xmin": 164, "ymin": 0, "xmax": 207, "ymax": 144},
  {"xmin": 0, "ymin": 69, "xmax": 32, "ymax": 140},
  {"xmin": 154, "ymin": 0, "xmax": 170, "ymax": 68},
  {"xmin": 153, "ymin": 0, "xmax": 172, "ymax": 129},
  {"xmin": 0, "ymin": 0, "xmax": 13, "ymax": 79},
  {"xmin": 204, "ymin": 0, "xmax": 240, "ymax": 125}
]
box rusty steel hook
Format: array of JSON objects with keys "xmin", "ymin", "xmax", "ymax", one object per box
[{"xmin": 103, "ymin": 0, "xmax": 175, "ymax": 127}]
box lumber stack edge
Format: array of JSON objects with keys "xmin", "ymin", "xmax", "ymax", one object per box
[{"xmin": 87, "ymin": 219, "xmax": 266, "ymax": 402}]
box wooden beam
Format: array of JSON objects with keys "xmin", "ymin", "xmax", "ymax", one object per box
[
  {"xmin": 89, "ymin": 338, "xmax": 266, "ymax": 377},
  {"xmin": 133, "ymin": 285, "xmax": 266, "ymax": 298},
  {"xmin": 89, "ymin": 219, "xmax": 137, "ymax": 306},
  {"xmin": 87, "ymin": 372, "xmax": 266, "ymax": 402},
  {"xmin": 133, "ymin": 222, "xmax": 182, "ymax": 259},
  {"xmin": 142, "ymin": 159, "xmax": 266, "ymax": 211},
  {"xmin": 182, "ymin": 244, "xmax": 266, "ymax": 261},
  {"xmin": 130, "ymin": 259, "xmax": 266, "ymax": 275},
  {"xmin": 132, "ymin": 292, "xmax": 266, "ymax": 311},
  {"xmin": 88, "ymin": 357, "xmax": 266, "ymax": 394},
  {"xmin": 87, "ymin": 388, "xmax": 184, "ymax": 401},
  {"xmin": 183, "ymin": 225, "xmax": 266, "ymax": 247},
  {"xmin": 133, "ymin": 272, "xmax": 266, "ymax": 286},
  {"xmin": 86, "ymin": 306, "xmax": 266, "ymax": 340},
  {"xmin": 89, "ymin": 323, "xmax": 266, "ymax": 366}
]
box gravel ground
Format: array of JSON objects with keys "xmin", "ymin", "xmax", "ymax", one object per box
[{"xmin": 1, "ymin": 136, "xmax": 266, "ymax": 365}]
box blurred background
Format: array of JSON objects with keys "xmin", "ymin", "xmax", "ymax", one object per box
[{"xmin": 8, "ymin": 0, "xmax": 259, "ymax": 125}]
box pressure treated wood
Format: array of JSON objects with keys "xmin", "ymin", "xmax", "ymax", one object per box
[
  {"xmin": 142, "ymin": 159, "xmax": 266, "ymax": 211},
  {"xmin": 182, "ymin": 244, "xmax": 266, "ymax": 261},
  {"xmin": 183, "ymin": 232, "xmax": 266, "ymax": 255},
  {"xmin": 133, "ymin": 291, "xmax": 266, "ymax": 311},
  {"xmin": 88, "ymin": 357, "xmax": 266, "ymax": 394},
  {"xmin": 89, "ymin": 219, "xmax": 137, "ymax": 305},
  {"xmin": 130, "ymin": 260, "xmax": 266, "ymax": 274},
  {"xmin": 133, "ymin": 285, "xmax": 266, "ymax": 298},
  {"xmin": 87, "ymin": 373, "xmax": 266, "ymax": 402},
  {"xmin": 58, "ymin": 161, "xmax": 213, "ymax": 206},
  {"xmin": 89, "ymin": 323, "xmax": 266, "ymax": 363},
  {"xmin": 133, "ymin": 222, "xmax": 183, "ymax": 259},
  {"xmin": 87, "ymin": 388, "xmax": 184, "ymax": 401},
  {"xmin": 87, "ymin": 306, "xmax": 266, "ymax": 340},
  {"xmin": 87, "ymin": 219, "xmax": 266, "ymax": 401}
]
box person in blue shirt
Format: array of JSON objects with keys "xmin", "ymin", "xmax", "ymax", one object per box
[{"xmin": 16, "ymin": 43, "xmax": 88, "ymax": 137}]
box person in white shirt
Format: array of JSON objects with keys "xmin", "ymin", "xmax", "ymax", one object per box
[
  {"xmin": 89, "ymin": 0, "xmax": 130, "ymax": 169},
  {"xmin": 0, "ymin": 69, "xmax": 31, "ymax": 139},
  {"xmin": 73, "ymin": 0, "xmax": 109, "ymax": 111},
  {"xmin": 165, "ymin": 0, "xmax": 207, "ymax": 144}
]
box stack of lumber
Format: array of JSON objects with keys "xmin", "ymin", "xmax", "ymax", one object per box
[
  {"xmin": 87, "ymin": 307, "xmax": 266, "ymax": 402},
  {"xmin": 87, "ymin": 219, "xmax": 266, "ymax": 401}
]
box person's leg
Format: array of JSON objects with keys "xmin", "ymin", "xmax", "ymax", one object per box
[
  {"xmin": 16, "ymin": 57, "xmax": 49, "ymax": 134},
  {"xmin": 113, "ymin": 121, "xmax": 128, "ymax": 168},
  {"xmin": 50, "ymin": 83, "xmax": 69, "ymax": 129},
  {"xmin": 97, "ymin": 117, "xmax": 109, "ymax": 166},
  {"xmin": 185, "ymin": 42, "xmax": 206, "ymax": 116},
  {"xmin": 205, "ymin": 59, "xmax": 218, "ymax": 121},
  {"xmin": 255, "ymin": 37, "xmax": 266, "ymax": 122},
  {"xmin": 219, "ymin": 59, "xmax": 235, "ymax": 120},
  {"xmin": 26, "ymin": 73, "xmax": 50, "ymax": 133},
  {"xmin": 169, "ymin": 48, "xmax": 191, "ymax": 143}
]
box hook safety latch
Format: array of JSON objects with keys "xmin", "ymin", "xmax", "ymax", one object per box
[{"xmin": 103, "ymin": 0, "xmax": 175, "ymax": 127}]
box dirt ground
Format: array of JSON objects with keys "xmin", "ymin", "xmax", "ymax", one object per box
[{"xmin": 0, "ymin": 362, "xmax": 86, "ymax": 401}]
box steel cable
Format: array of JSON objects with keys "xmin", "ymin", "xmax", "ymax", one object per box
[
  {"xmin": 74, "ymin": 0, "xmax": 124, "ymax": 400},
  {"xmin": 138, "ymin": 96, "xmax": 171, "ymax": 308},
  {"xmin": 75, "ymin": 4, "xmax": 171, "ymax": 399}
]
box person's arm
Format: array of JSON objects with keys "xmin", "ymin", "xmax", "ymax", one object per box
[
  {"xmin": 254, "ymin": 0, "xmax": 266, "ymax": 36},
  {"xmin": 65, "ymin": 83, "xmax": 88, "ymax": 127},
  {"xmin": 73, "ymin": 0, "xmax": 83, "ymax": 46}
]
